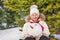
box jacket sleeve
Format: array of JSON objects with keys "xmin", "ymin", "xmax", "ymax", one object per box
[
  {"xmin": 23, "ymin": 23, "xmax": 29, "ymax": 35},
  {"xmin": 42, "ymin": 22, "xmax": 50, "ymax": 36},
  {"xmin": 22, "ymin": 23, "xmax": 30, "ymax": 38}
]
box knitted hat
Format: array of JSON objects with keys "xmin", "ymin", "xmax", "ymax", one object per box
[{"xmin": 30, "ymin": 5, "xmax": 40, "ymax": 16}]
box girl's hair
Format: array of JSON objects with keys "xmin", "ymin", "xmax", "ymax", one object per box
[
  {"xmin": 25, "ymin": 15, "xmax": 31, "ymax": 22},
  {"xmin": 25, "ymin": 13, "xmax": 46, "ymax": 22},
  {"xmin": 39, "ymin": 13, "xmax": 46, "ymax": 21}
]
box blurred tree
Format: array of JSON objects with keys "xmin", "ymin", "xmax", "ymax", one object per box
[{"xmin": 2, "ymin": 0, "xmax": 60, "ymax": 34}]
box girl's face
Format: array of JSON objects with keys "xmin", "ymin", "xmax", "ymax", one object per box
[{"xmin": 30, "ymin": 13, "xmax": 39, "ymax": 21}]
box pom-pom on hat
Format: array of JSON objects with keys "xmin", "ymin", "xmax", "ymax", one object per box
[{"xmin": 30, "ymin": 5, "xmax": 40, "ymax": 16}]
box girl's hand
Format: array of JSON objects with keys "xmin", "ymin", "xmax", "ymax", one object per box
[
  {"xmin": 35, "ymin": 36, "xmax": 40, "ymax": 40},
  {"xmin": 42, "ymin": 33, "xmax": 49, "ymax": 37}
]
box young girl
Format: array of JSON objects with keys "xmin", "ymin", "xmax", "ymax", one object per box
[
  {"xmin": 24, "ymin": 14, "xmax": 50, "ymax": 40},
  {"xmin": 23, "ymin": 5, "xmax": 50, "ymax": 40}
]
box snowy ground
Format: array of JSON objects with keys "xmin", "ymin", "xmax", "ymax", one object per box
[
  {"xmin": 52, "ymin": 34, "xmax": 60, "ymax": 39},
  {"xmin": 0, "ymin": 27, "xmax": 60, "ymax": 40},
  {"xmin": 0, "ymin": 27, "xmax": 23, "ymax": 40}
]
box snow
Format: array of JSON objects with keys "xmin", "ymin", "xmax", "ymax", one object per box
[
  {"xmin": 0, "ymin": 27, "xmax": 23, "ymax": 40},
  {"xmin": 0, "ymin": 27, "xmax": 60, "ymax": 40},
  {"xmin": 52, "ymin": 34, "xmax": 60, "ymax": 39}
]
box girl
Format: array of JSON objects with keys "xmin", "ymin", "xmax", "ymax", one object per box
[
  {"xmin": 24, "ymin": 14, "xmax": 50, "ymax": 40},
  {"xmin": 23, "ymin": 5, "xmax": 50, "ymax": 40}
]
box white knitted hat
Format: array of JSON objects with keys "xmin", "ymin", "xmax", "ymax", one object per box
[{"xmin": 30, "ymin": 5, "xmax": 39, "ymax": 16}]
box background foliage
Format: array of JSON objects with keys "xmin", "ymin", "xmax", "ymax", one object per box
[{"xmin": 0, "ymin": 0, "xmax": 60, "ymax": 34}]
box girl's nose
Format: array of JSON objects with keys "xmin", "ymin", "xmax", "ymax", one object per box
[{"xmin": 33, "ymin": 16, "xmax": 37, "ymax": 18}]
